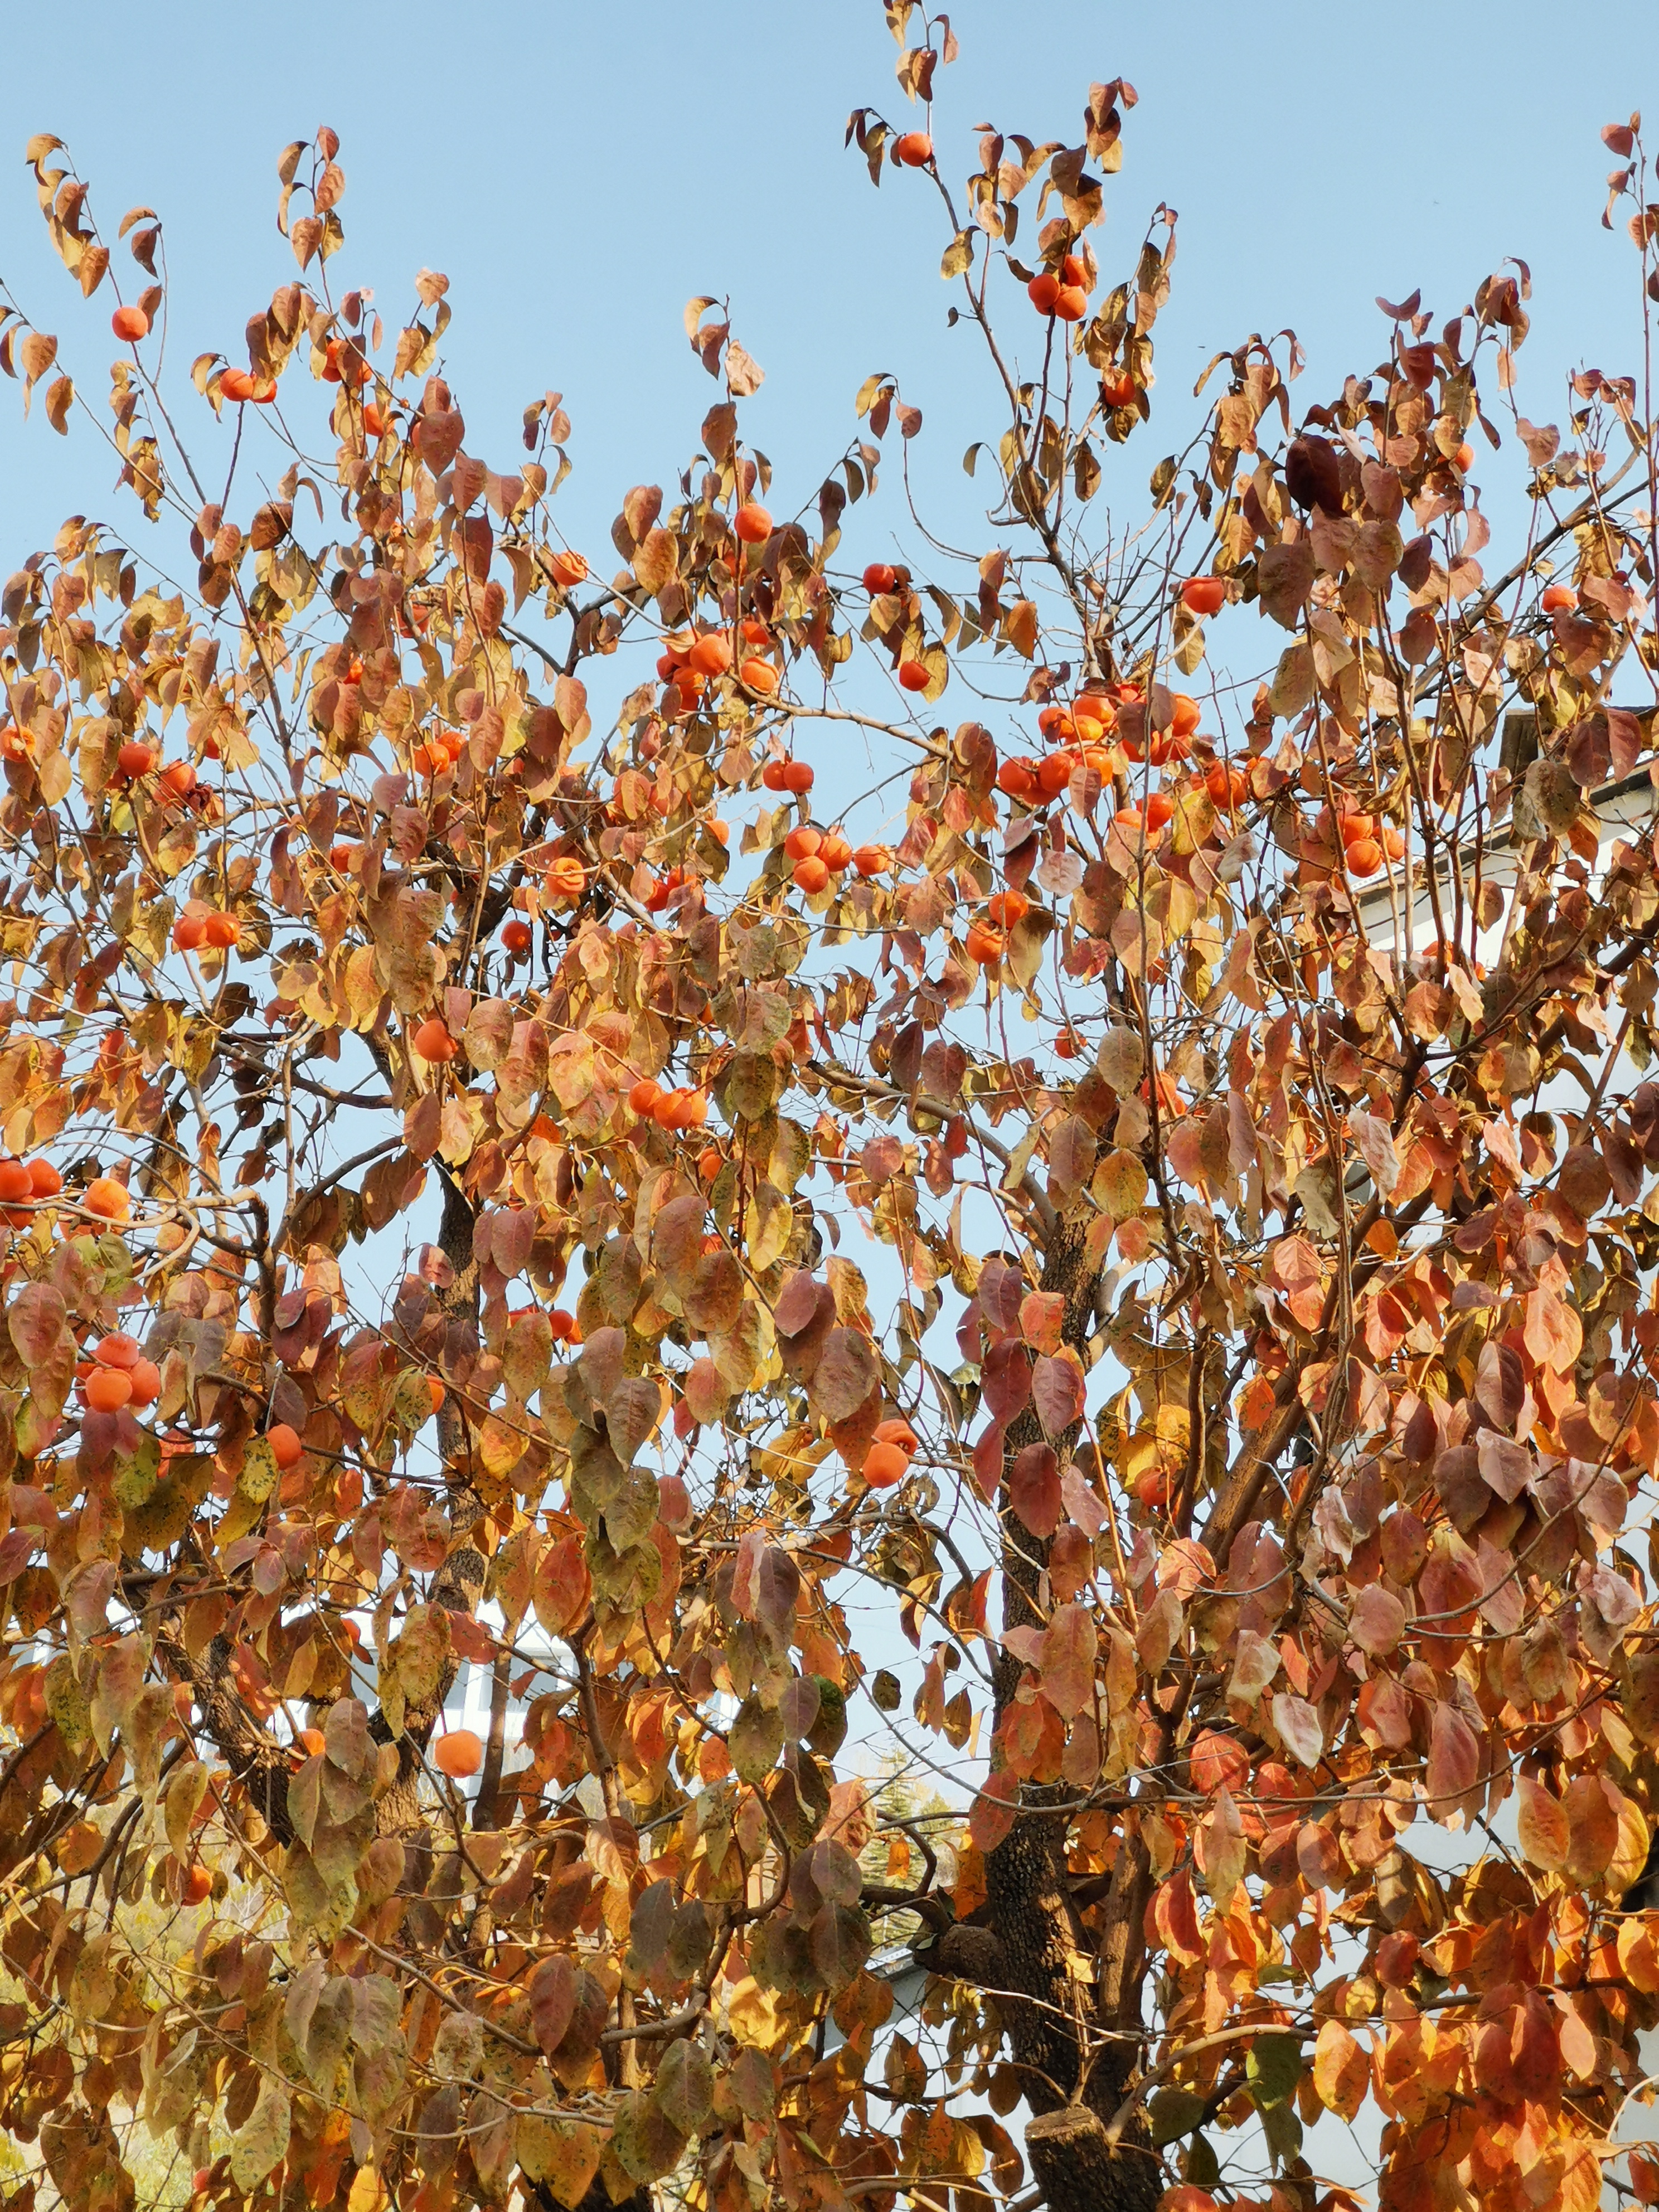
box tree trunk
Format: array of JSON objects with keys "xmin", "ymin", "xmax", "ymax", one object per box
[{"xmin": 979, "ymin": 1215, "xmax": 1162, "ymax": 2212}]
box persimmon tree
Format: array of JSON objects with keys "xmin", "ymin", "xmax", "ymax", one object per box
[{"xmin": 4, "ymin": 12, "xmax": 1659, "ymax": 2212}]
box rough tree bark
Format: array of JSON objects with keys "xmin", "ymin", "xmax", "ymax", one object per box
[{"xmin": 980, "ymin": 1212, "xmax": 1161, "ymax": 2212}]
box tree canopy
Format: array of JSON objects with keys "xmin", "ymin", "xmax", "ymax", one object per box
[{"xmin": 1, "ymin": 14, "xmax": 1658, "ymax": 2212}]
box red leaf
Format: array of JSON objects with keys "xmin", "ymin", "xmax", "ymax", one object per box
[
  {"xmin": 1152, "ymin": 1868, "xmax": 1203, "ymax": 1965},
  {"xmin": 971, "ymin": 1419, "xmax": 1006, "ymax": 1502},
  {"xmin": 968, "ymin": 1768, "xmax": 1020, "ymax": 1853},
  {"xmin": 1031, "ymin": 1350, "xmax": 1085, "ymax": 1437},
  {"xmin": 774, "ymin": 1269, "xmax": 822, "ymax": 1336},
  {"xmin": 1060, "ymin": 1462, "xmax": 1105, "ymax": 1536},
  {"xmin": 683, "ymin": 1356, "xmax": 726, "ymax": 1425},
  {"xmin": 1018, "ymin": 1291, "xmax": 1065, "ymax": 1355},
  {"xmin": 982, "ymin": 1338, "xmax": 1032, "ymax": 1422},
  {"xmin": 7, "ymin": 1280, "xmax": 69, "ymax": 1367},
  {"xmin": 1425, "ymin": 1701, "xmax": 1481, "ymax": 1813},
  {"xmin": 529, "ymin": 1953, "xmax": 575, "ymax": 2053},
  {"xmin": 1009, "ymin": 1444, "xmax": 1061, "ymax": 1536}
]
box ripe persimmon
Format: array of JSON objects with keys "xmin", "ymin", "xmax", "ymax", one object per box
[
  {"xmin": 819, "ymin": 832, "xmax": 852, "ymax": 872},
  {"xmin": 111, "ymin": 306, "xmax": 149, "ymax": 341},
  {"xmin": 1169, "ymin": 695, "xmax": 1202, "ymax": 738},
  {"xmin": 128, "ymin": 1360, "xmax": 161, "ymax": 1408},
  {"xmin": 898, "ymin": 659, "xmax": 930, "ymax": 692},
  {"xmin": 546, "ymin": 549, "xmax": 588, "ymax": 589},
  {"xmin": 362, "ymin": 402, "xmax": 388, "ymax": 436},
  {"xmin": 761, "ymin": 759, "xmax": 789, "ymax": 791},
  {"xmin": 964, "ymin": 921, "xmax": 1005, "ymax": 966},
  {"xmin": 433, "ymin": 1730, "xmax": 482, "ymax": 1779},
  {"xmin": 1054, "ymin": 284, "xmax": 1088, "ymax": 321},
  {"xmin": 412, "ymin": 1018, "xmax": 458, "ymax": 1063},
  {"xmin": 266, "ymin": 1424, "xmax": 303, "ymax": 1468},
  {"xmin": 1541, "ymin": 582, "xmax": 1577, "ymax": 613},
  {"xmin": 892, "ymin": 132, "xmax": 932, "ymax": 167},
  {"xmin": 159, "ymin": 761, "xmax": 197, "ymax": 801},
  {"xmin": 652, "ymin": 1087, "xmax": 707, "ymax": 1131},
  {"xmin": 220, "ymin": 368, "xmax": 274, "ymax": 404},
  {"xmin": 1345, "ymin": 836, "xmax": 1383, "ymax": 878},
  {"xmin": 629, "ymin": 1078, "xmax": 664, "ymax": 1116},
  {"xmin": 784, "ymin": 826, "xmax": 823, "ymax": 861},
  {"xmin": 875, "ymin": 1416, "xmax": 919, "ymax": 1452},
  {"xmin": 853, "ymin": 843, "xmax": 892, "ymax": 876},
  {"xmin": 173, "ymin": 913, "xmax": 207, "ymax": 952},
  {"xmin": 1028, "ymin": 272, "xmax": 1061, "ymax": 315},
  {"xmin": 85, "ymin": 1367, "xmax": 132, "ymax": 1413},
  {"xmin": 1181, "ymin": 576, "xmax": 1227, "ymax": 617},
  {"xmin": 987, "ymin": 890, "xmax": 1029, "ymax": 928},
  {"xmin": 1072, "ymin": 694, "xmax": 1117, "ymax": 741},
  {"xmin": 0, "ymin": 1160, "xmax": 31, "ymax": 1204},
  {"xmin": 1206, "ymin": 763, "xmax": 1247, "ymax": 809},
  {"xmin": 864, "ymin": 1439, "xmax": 911, "ymax": 1487},
  {"xmin": 545, "ymin": 855, "xmax": 585, "ymax": 903},
  {"xmin": 95, "ymin": 1333, "xmax": 142, "ymax": 1370},
  {"xmin": 793, "ymin": 855, "xmax": 831, "ymax": 894},
  {"xmin": 28, "ymin": 1160, "xmax": 62, "ymax": 1198},
  {"xmin": 734, "ymin": 503, "xmax": 772, "ymax": 544},
  {"xmin": 502, "ymin": 919, "xmax": 532, "ymax": 954},
  {"xmin": 85, "ymin": 1177, "xmax": 132, "ymax": 1222},
  {"xmin": 202, "ymin": 912, "xmax": 240, "ymax": 949},
  {"xmin": 782, "ymin": 760, "xmax": 815, "ymax": 794},
  {"xmin": 117, "ymin": 741, "xmax": 157, "ymax": 779},
  {"xmin": 687, "ymin": 633, "xmax": 733, "ymax": 678},
  {"xmin": 1100, "ymin": 368, "xmax": 1136, "ymax": 409},
  {"xmin": 1036, "ymin": 753, "xmax": 1075, "ymax": 797},
  {"xmin": 997, "ymin": 758, "xmax": 1041, "ymax": 802},
  {"xmin": 740, "ymin": 656, "xmax": 779, "ymax": 695},
  {"xmin": 862, "ymin": 562, "xmax": 898, "ymax": 595}
]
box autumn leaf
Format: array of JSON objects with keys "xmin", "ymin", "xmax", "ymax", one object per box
[
  {"xmin": 1313, "ymin": 2017, "xmax": 1369, "ymax": 2121},
  {"xmin": 1040, "ymin": 1604, "xmax": 1097, "ymax": 1719}
]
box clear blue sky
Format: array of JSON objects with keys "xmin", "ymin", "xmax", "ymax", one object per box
[{"xmin": 0, "ymin": 0, "xmax": 1655, "ymax": 595}]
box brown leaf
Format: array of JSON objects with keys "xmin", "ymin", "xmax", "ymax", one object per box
[
  {"xmin": 812, "ymin": 1327, "xmax": 880, "ymax": 1422},
  {"xmin": 1040, "ymin": 1604, "xmax": 1097, "ymax": 1719}
]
